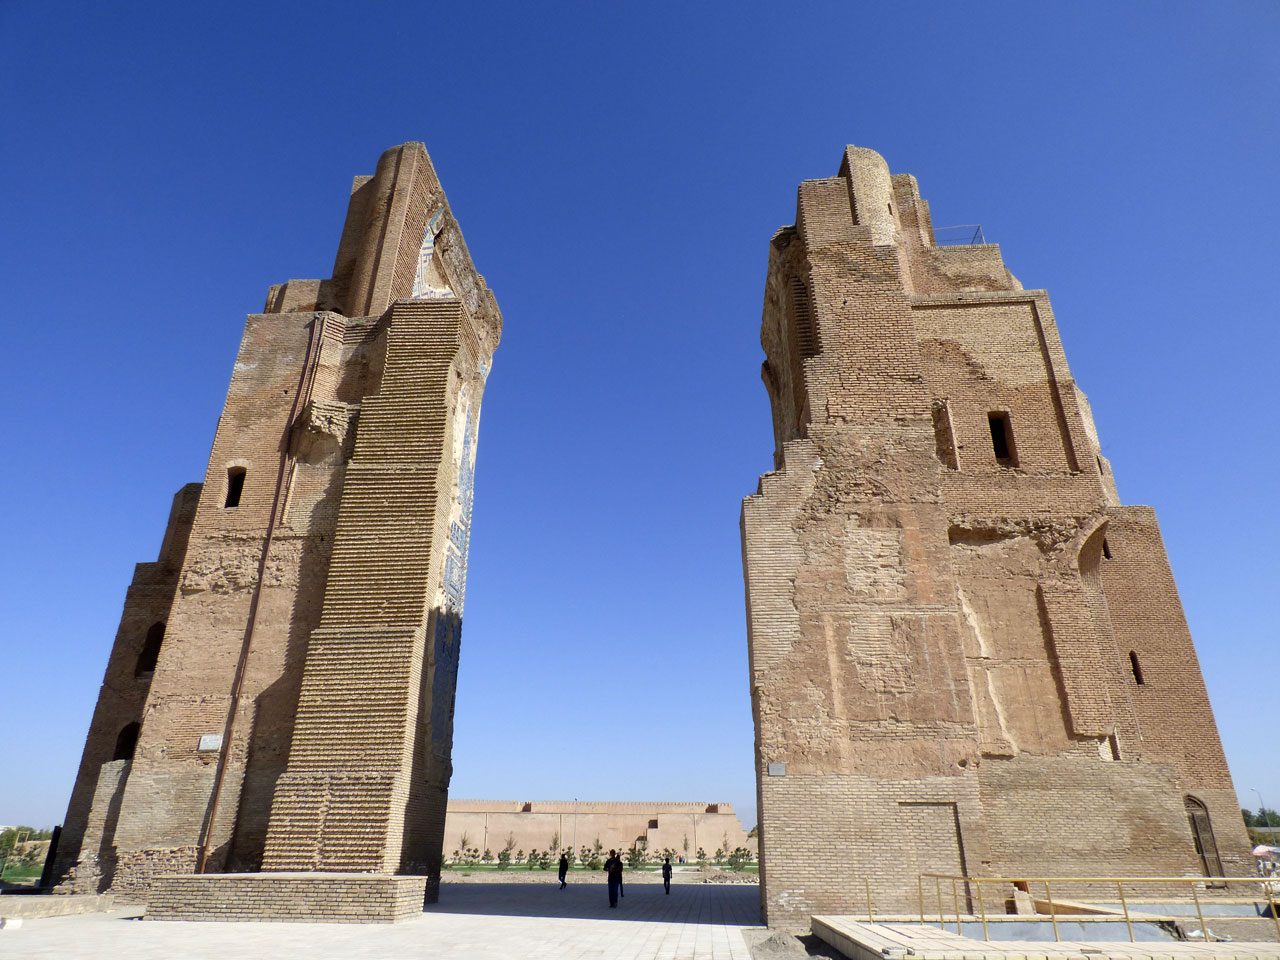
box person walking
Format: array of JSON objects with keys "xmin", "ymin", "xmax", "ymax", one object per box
[
  {"xmin": 558, "ymin": 853, "xmax": 569, "ymax": 889},
  {"xmin": 662, "ymin": 856, "xmax": 672, "ymax": 894},
  {"xmin": 604, "ymin": 849, "xmax": 623, "ymax": 907}
]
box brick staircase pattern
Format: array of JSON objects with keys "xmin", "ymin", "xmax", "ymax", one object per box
[{"xmin": 263, "ymin": 298, "xmax": 485, "ymax": 874}]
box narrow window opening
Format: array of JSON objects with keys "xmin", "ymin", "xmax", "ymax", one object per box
[
  {"xmin": 988, "ymin": 413, "xmax": 1016, "ymax": 465},
  {"xmin": 112, "ymin": 722, "xmax": 140, "ymax": 761},
  {"xmin": 224, "ymin": 467, "xmax": 246, "ymax": 508},
  {"xmin": 134, "ymin": 622, "xmax": 165, "ymax": 677},
  {"xmin": 1129, "ymin": 650, "xmax": 1144, "ymax": 685},
  {"xmin": 1099, "ymin": 733, "xmax": 1122, "ymax": 761},
  {"xmin": 1102, "ymin": 538, "xmax": 1112, "ymax": 560},
  {"xmin": 931, "ymin": 400, "xmax": 958, "ymax": 470},
  {"xmin": 1096, "ymin": 455, "xmax": 1104, "ymax": 474}
]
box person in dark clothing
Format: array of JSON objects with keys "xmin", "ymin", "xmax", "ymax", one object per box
[
  {"xmin": 604, "ymin": 849, "xmax": 623, "ymax": 907},
  {"xmin": 558, "ymin": 853, "xmax": 569, "ymax": 889},
  {"xmin": 662, "ymin": 856, "xmax": 672, "ymax": 894}
]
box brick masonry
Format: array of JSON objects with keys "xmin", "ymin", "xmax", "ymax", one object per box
[
  {"xmin": 441, "ymin": 800, "xmax": 756, "ymax": 860},
  {"xmin": 741, "ymin": 146, "xmax": 1253, "ymax": 932},
  {"xmin": 53, "ymin": 143, "xmax": 502, "ymax": 909},
  {"xmin": 146, "ymin": 873, "xmax": 426, "ymax": 923}
]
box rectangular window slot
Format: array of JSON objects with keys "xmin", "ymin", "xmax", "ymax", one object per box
[
  {"xmin": 225, "ymin": 467, "xmax": 246, "ymax": 508},
  {"xmin": 988, "ymin": 413, "xmax": 1017, "ymax": 466}
]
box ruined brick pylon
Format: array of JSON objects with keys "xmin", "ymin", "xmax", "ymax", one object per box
[
  {"xmin": 54, "ymin": 143, "xmax": 501, "ymax": 909},
  {"xmin": 742, "ymin": 146, "xmax": 1252, "ymax": 930}
]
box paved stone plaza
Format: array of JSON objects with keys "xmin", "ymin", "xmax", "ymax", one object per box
[{"xmin": 7, "ymin": 880, "xmax": 760, "ymax": 959}]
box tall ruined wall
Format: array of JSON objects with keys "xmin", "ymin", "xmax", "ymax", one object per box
[
  {"xmin": 743, "ymin": 146, "xmax": 1250, "ymax": 931},
  {"xmin": 56, "ymin": 143, "xmax": 501, "ymax": 898},
  {"xmin": 52, "ymin": 484, "xmax": 200, "ymax": 892}
]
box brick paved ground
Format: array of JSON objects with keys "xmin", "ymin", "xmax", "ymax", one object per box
[{"xmin": 7, "ymin": 880, "xmax": 761, "ymax": 959}]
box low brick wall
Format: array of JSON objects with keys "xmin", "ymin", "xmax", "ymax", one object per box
[
  {"xmin": 0, "ymin": 893, "xmax": 115, "ymax": 919},
  {"xmin": 146, "ymin": 873, "xmax": 426, "ymax": 923}
]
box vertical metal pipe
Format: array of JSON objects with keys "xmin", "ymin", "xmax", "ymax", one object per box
[
  {"xmin": 1191, "ymin": 883, "xmax": 1208, "ymax": 941},
  {"xmin": 1045, "ymin": 881, "xmax": 1060, "ymax": 942},
  {"xmin": 1117, "ymin": 880, "xmax": 1134, "ymax": 942}
]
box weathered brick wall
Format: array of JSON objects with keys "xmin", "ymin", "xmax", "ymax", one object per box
[
  {"xmin": 53, "ymin": 484, "xmax": 200, "ymax": 891},
  {"xmin": 57, "ymin": 143, "xmax": 502, "ymax": 901},
  {"xmin": 440, "ymin": 800, "xmax": 755, "ymax": 860},
  {"xmin": 743, "ymin": 146, "xmax": 1251, "ymax": 931},
  {"xmin": 146, "ymin": 873, "xmax": 426, "ymax": 923},
  {"xmin": 1100, "ymin": 506, "xmax": 1253, "ymax": 875}
]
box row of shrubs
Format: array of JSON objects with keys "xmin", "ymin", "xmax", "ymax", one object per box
[{"xmin": 445, "ymin": 840, "xmax": 756, "ymax": 870}]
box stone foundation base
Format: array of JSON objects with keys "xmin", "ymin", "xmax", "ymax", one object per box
[
  {"xmin": 0, "ymin": 894, "xmax": 115, "ymax": 919},
  {"xmin": 146, "ymin": 873, "xmax": 427, "ymax": 923}
]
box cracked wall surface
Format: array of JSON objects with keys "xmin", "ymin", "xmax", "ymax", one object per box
[
  {"xmin": 742, "ymin": 146, "xmax": 1251, "ymax": 931},
  {"xmin": 55, "ymin": 143, "xmax": 502, "ymax": 900}
]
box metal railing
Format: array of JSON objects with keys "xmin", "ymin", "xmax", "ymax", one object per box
[
  {"xmin": 933, "ymin": 224, "xmax": 987, "ymax": 246},
  {"xmin": 917, "ymin": 873, "xmax": 1280, "ymax": 943}
]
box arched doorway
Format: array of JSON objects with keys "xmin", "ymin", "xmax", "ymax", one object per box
[{"xmin": 1185, "ymin": 796, "xmax": 1224, "ymax": 877}]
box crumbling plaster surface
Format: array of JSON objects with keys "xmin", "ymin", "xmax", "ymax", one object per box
[{"xmin": 744, "ymin": 146, "xmax": 1252, "ymax": 931}]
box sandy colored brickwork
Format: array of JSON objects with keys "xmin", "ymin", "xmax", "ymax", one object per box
[
  {"xmin": 742, "ymin": 146, "xmax": 1251, "ymax": 931},
  {"xmin": 55, "ymin": 143, "xmax": 502, "ymax": 901},
  {"xmin": 441, "ymin": 800, "xmax": 756, "ymax": 861}
]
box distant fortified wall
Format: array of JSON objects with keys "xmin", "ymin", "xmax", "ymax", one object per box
[
  {"xmin": 742, "ymin": 146, "xmax": 1251, "ymax": 931},
  {"xmin": 54, "ymin": 143, "xmax": 502, "ymax": 903},
  {"xmin": 442, "ymin": 800, "xmax": 756, "ymax": 860}
]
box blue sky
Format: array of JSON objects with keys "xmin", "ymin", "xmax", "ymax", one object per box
[{"xmin": 2, "ymin": 2, "xmax": 1277, "ymax": 834}]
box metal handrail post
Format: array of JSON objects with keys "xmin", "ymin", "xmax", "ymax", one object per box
[
  {"xmin": 865, "ymin": 876, "xmax": 873, "ymax": 923},
  {"xmin": 976, "ymin": 878, "xmax": 989, "ymax": 941},
  {"xmin": 1263, "ymin": 879, "xmax": 1279, "ymax": 940},
  {"xmin": 1045, "ymin": 881, "xmax": 1060, "ymax": 942},
  {"xmin": 1190, "ymin": 882, "xmax": 1208, "ymax": 941},
  {"xmin": 1116, "ymin": 880, "xmax": 1134, "ymax": 942},
  {"xmin": 936, "ymin": 876, "xmax": 944, "ymax": 928},
  {"xmin": 918, "ymin": 875, "xmax": 925, "ymax": 924},
  {"xmin": 952, "ymin": 877, "xmax": 961, "ymax": 934}
]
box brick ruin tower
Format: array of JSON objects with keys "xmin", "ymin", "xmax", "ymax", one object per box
[
  {"xmin": 53, "ymin": 143, "xmax": 501, "ymax": 912},
  {"xmin": 741, "ymin": 146, "xmax": 1251, "ymax": 930}
]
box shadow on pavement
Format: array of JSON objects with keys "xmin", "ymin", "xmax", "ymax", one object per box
[{"xmin": 425, "ymin": 880, "xmax": 761, "ymax": 925}]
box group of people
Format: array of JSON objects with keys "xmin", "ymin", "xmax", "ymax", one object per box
[{"xmin": 556, "ymin": 852, "xmax": 674, "ymax": 906}]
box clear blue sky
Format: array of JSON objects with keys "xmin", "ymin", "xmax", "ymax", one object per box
[{"xmin": 2, "ymin": 2, "xmax": 1276, "ymax": 834}]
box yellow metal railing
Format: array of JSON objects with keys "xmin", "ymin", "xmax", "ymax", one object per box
[{"xmin": 917, "ymin": 874, "xmax": 1280, "ymax": 943}]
